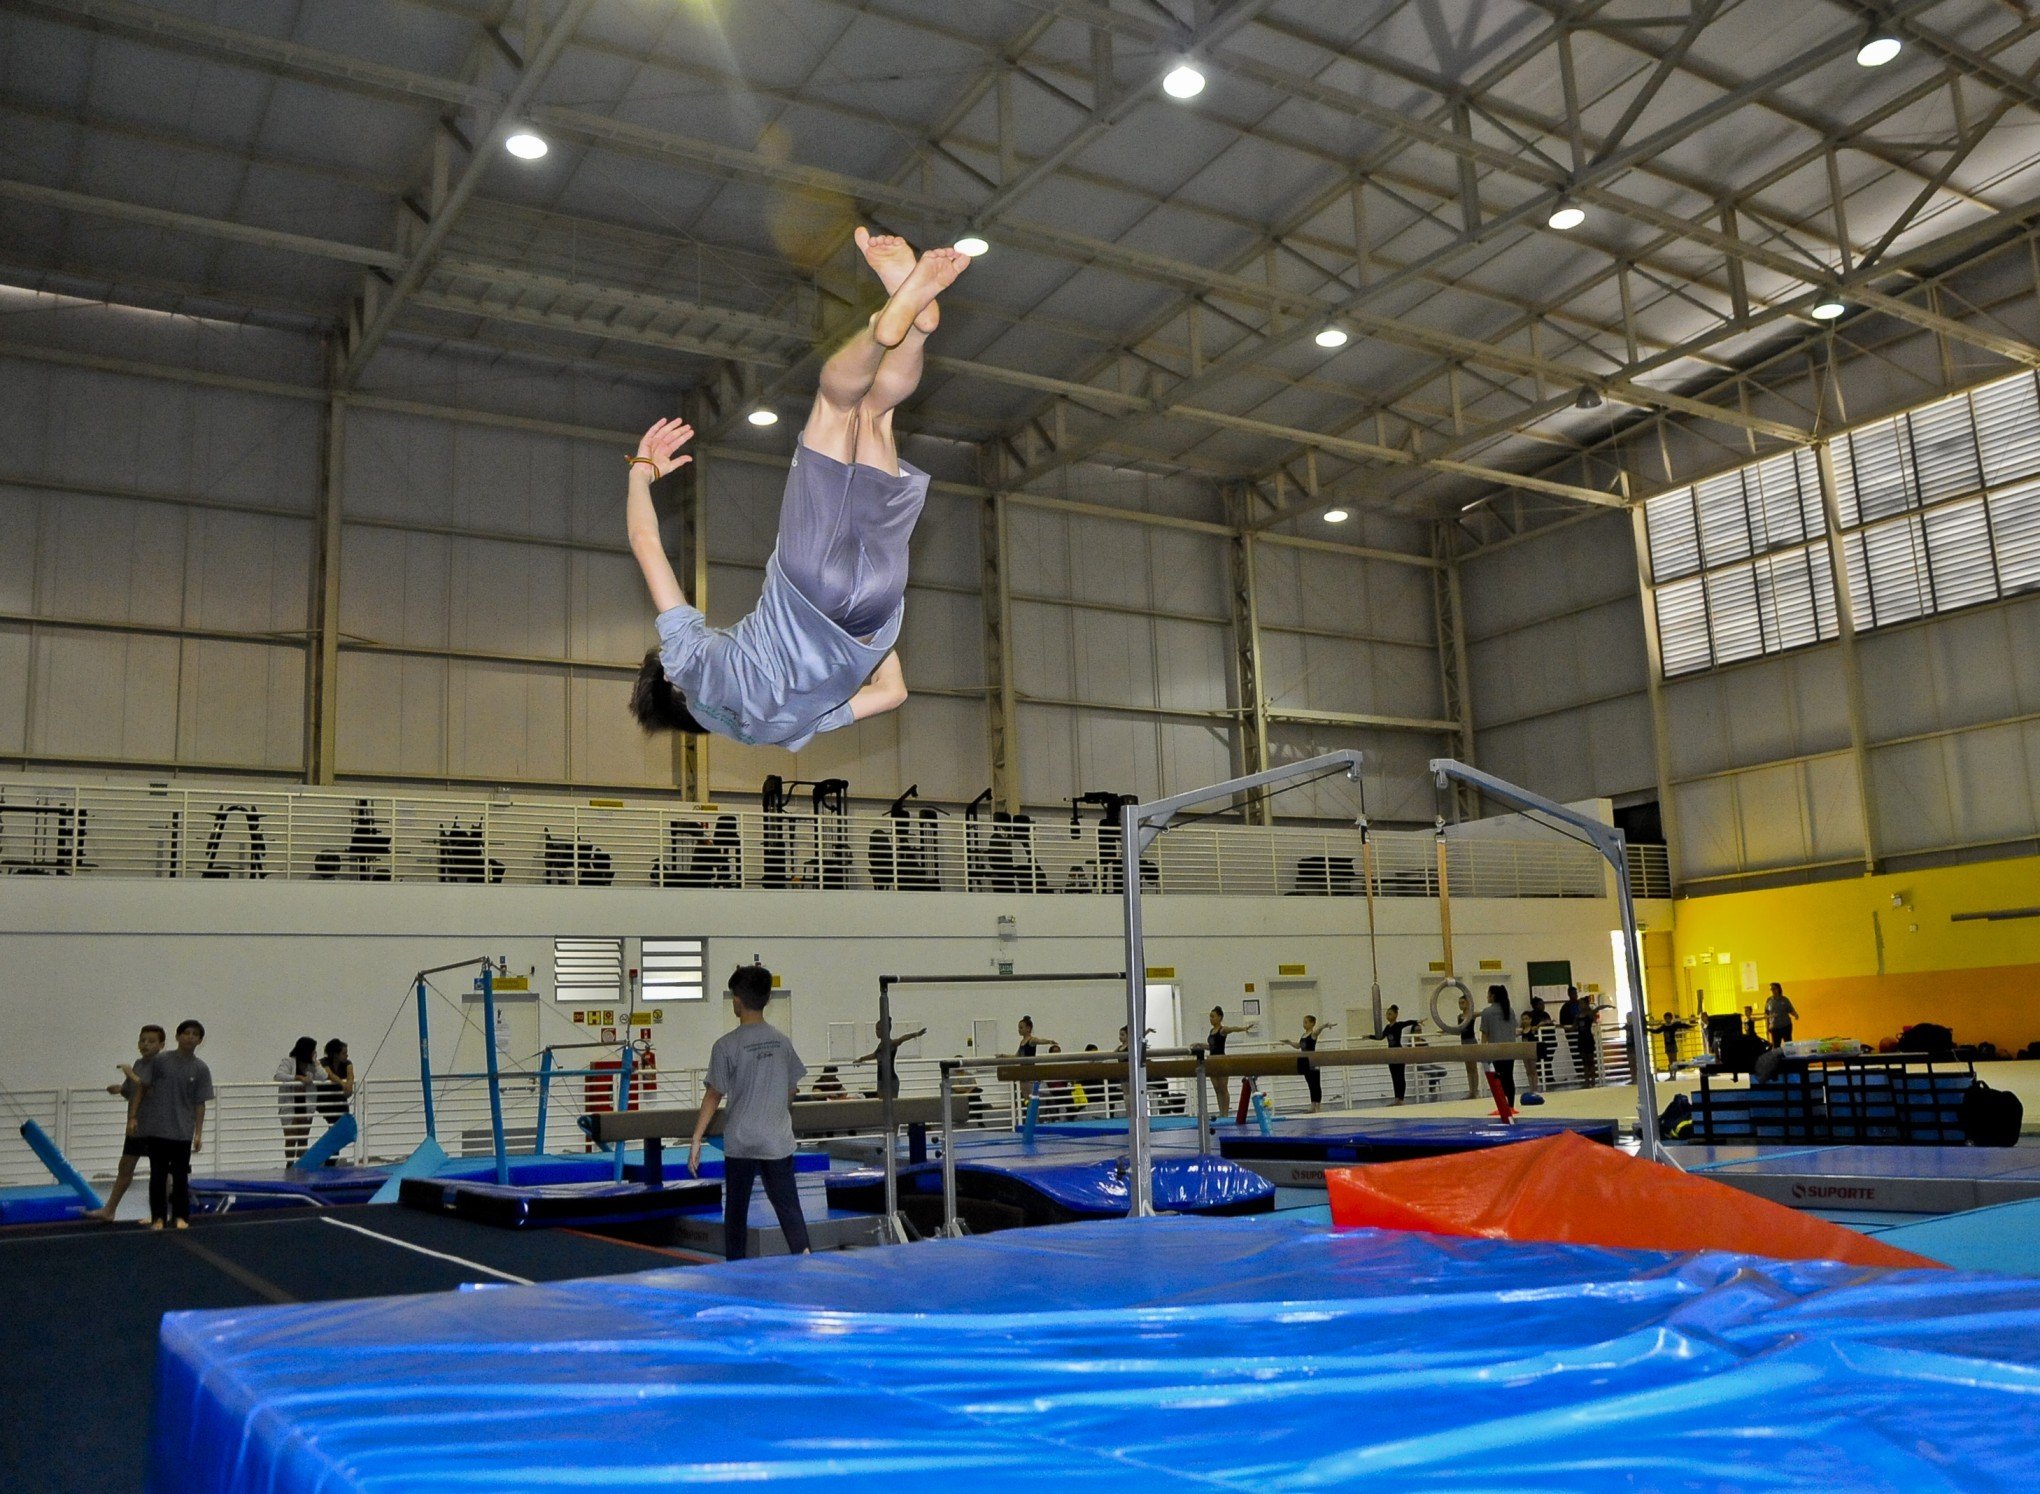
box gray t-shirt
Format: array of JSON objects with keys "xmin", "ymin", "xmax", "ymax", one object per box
[
  {"xmin": 135, "ymin": 1050, "xmax": 215, "ymax": 1141},
  {"xmin": 1478, "ymin": 1004, "xmax": 1515, "ymax": 1045},
  {"xmin": 655, "ymin": 553, "xmax": 900, "ymax": 752},
  {"xmin": 707, "ymin": 1022, "xmax": 807, "ymax": 1160}
]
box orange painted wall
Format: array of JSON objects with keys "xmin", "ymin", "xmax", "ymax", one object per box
[{"xmin": 1670, "ymin": 852, "xmax": 2040, "ymax": 1053}]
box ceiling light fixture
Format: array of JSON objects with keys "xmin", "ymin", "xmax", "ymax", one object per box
[
  {"xmin": 1856, "ymin": 35, "xmax": 1901, "ymax": 67},
  {"xmin": 1322, "ymin": 508, "xmax": 1350, "ymax": 524},
  {"xmin": 504, "ymin": 131, "xmax": 549, "ymax": 160},
  {"xmin": 746, "ymin": 408, "xmax": 780, "ymax": 427},
  {"xmin": 1314, "ymin": 326, "xmax": 1350, "ymax": 349},
  {"xmin": 1162, "ymin": 63, "xmax": 1206, "ymax": 99},
  {"xmin": 1575, "ymin": 386, "xmax": 1604, "ymax": 410},
  {"xmin": 1810, "ymin": 296, "xmax": 1847, "ymax": 321},
  {"xmin": 954, "ymin": 235, "xmax": 990, "ymax": 257},
  {"xmin": 1547, "ymin": 203, "xmax": 1586, "ymax": 231}
]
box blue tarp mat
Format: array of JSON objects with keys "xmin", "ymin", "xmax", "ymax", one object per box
[
  {"xmin": 0, "ymin": 1183, "xmax": 89, "ymax": 1225},
  {"xmin": 151, "ymin": 1215, "xmax": 2040, "ymax": 1492},
  {"xmin": 1028, "ymin": 1115, "xmax": 1201, "ymax": 1136},
  {"xmin": 1218, "ymin": 1115, "xmax": 1617, "ymax": 1162}
]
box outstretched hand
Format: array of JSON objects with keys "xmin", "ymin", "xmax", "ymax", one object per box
[{"xmin": 636, "ymin": 417, "xmax": 695, "ymax": 478}]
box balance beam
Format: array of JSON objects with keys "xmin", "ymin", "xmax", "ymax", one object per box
[
  {"xmin": 993, "ymin": 1043, "xmax": 1538, "ymax": 1085},
  {"xmin": 584, "ymin": 1095, "xmax": 957, "ymax": 1147}
]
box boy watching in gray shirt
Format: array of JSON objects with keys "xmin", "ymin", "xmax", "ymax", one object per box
[
  {"xmin": 689, "ymin": 965, "xmax": 812, "ymax": 1261},
  {"xmin": 130, "ymin": 1019, "xmax": 214, "ymax": 1230}
]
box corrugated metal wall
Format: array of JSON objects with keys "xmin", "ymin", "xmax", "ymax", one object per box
[{"xmin": 1463, "ymin": 513, "xmax": 1656, "ymax": 807}]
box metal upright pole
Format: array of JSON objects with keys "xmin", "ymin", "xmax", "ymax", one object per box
[
  {"xmin": 939, "ymin": 1063, "xmax": 961, "ymax": 1238},
  {"xmin": 534, "ymin": 1048, "xmax": 554, "ymax": 1157},
  {"xmin": 481, "ymin": 963, "xmax": 508, "ymax": 1185},
  {"xmin": 414, "ymin": 973, "xmax": 436, "ymax": 1145},
  {"xmin": 613, "ymin": 1040, "xmax": 635, "ymax": 1182},
  {"xmin": 879, "ymin": 978, "xmax": 903, "ymax": 1243},
  {"xmin": 1120, "ymin": 803, "xmax": 1154, "ymax": 1217},
  {"xmin": 1194, "ymin": 1047, "xmax": 1210, "ymax": 1156}
]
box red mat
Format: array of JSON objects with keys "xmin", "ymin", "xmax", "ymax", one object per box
[{"xmin": 1326, "ymin": 1130, "xmax": 1938, "ymax": 1270}]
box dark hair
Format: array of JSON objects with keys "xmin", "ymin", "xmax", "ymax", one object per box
[
  {"xmin": 1018, "ymin": 1015, "xmax": 1033, "ymax": 1029},
  {"xmin": 630, "ymin": 650, "xmax": 707, "ymax": 735},
  {"xmin": 139, "ymin": 1024, "xmax": 166, "ymax": 1040},
  {"xmin": 729, "ymin": 964, "xmax": 773, "ymax": 1010},
  {"xmin": 1385, "ymin": 1005, "xmax": 1398, "ymax": 1016},
  {"xmin": 176, "ymin": 1019, "xmax": 205, "ymax": 1039},
  {"xmin": 1210, "ymin": 1006, "xmax": 1224, "ymax": 1020},
  {"xmin": 1084, "ymin": 1044, "xmax": 1099, "ymax": 1051},
  {"xmin": 290, "ymin": 1036, "xmax": 317, "ymax": 1063},
  {"xmin": 1487, "ymin": 984, "xmax": 1513, "ymax": 1019},
  {"xmin": 1304, "ymin": 1014, "xmax": 1316, "ymax": 1025},
  {"xmin": 324, "ymin": 1038, "xmax": 348, "ymax": 1061}
]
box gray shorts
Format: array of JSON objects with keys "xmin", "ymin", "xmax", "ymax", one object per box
[{"xmin": 776, "ymin": 441, "xmax": 929, "ymax": 639}]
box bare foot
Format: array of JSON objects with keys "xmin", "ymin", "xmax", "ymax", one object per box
[
  {"xmin": 149, "ymin": 1219, "xmax": 164, "ymax": 1231},
  {"xmin": 81, "ymin": 1206, "xmax": 111, "ymax": 1222},
  {"xmin": 871, "ymin": 247, "xmax": 968, "ymax": 348},
  {"xmin": 856, "ymin": 226, "xmax": 940, "ymax": 337},
  {"xmin": 174, "ymin": 1218, "xmax": 190, "ymax": 1230}
]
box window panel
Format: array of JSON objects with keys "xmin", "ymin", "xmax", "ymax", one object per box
[
  {"xmin": 1988, "ymin": 479, "xmax": 2040, "ymax": 595},
  {"xmin": 1906, "ymin": 393, "xmax": 1983, "ymax": 504},
  {"xmin": 1704, "ymin": 567, "xmax": 1764, "ymax": 665},
  {"xmin": 1695, "ymin": 471, "xmax": 1754, "ymax": 567},
  {"xmin": 1922, "ymin": 498, "xmax": 1997, "ymax": 612},
  {"xmin": 1838, "ymin": 417, "xmax": 1918, "ymax": 524},
  {"xmin": 1747, "ymin": 449, "xmax": 1814, "ymax": 552},
  {"xmin": 1857, "ymin": 516, "xmax": 1931, "ymax": 627},
  {"xmin": 1654, "ymin": 576, "xmax": 1713, "ymax": 676},
  {"xmin": 1974, "ymin": 373, "xmax": 2040, "ymax": 488},
  {"xmin": 641, "ymin": 936, "xmax": 707, "ymax": 1002},
  {"xmin": 1756, "ymin": 547, "xmax": 1832, "ymax": 653},
  {"xmin": 1645, "ymin": 487, "xmax": 1701, "ymax": 582},
  {"xmin": 553, "ymin": 937, "xmax": 623, "ymax": 1000}
]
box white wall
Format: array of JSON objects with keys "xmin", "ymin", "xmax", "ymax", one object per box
[{"xmin": 0, "ymin": 879, "xmax": 1628, "ymax": 1094}]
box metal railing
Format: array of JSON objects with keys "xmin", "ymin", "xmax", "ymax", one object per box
[
  {"xmin": 1625, "ymin": 843, "xmax": 1673, "ymax": 899},
  {"xmin": 0, "ymin": 779, "xmax": 1610, "ymax": 899},
  {"xmin": 0, "ymin": 1036, "xmax": 1627, "ymax": 1191}
]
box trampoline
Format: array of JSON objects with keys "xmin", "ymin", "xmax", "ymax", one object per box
[
  {"xmin": 187, "ymin": 1150, "xmax": 829, "ymax": 1215},
  {"xmin": 150, "ymin": 1213, "xmax": 2040, "ymax": 1492},
  {"xmin": 399, "ymin": 1175, "xmax": 721, "ymax": 1230},
  {"xmin": 1217, "ymin": 1115, "xmax": 1617, "ymax": 1182},
  {"xmin": 826, "ymin": 1137, "xmax": 1275, "ymax": 1230}
]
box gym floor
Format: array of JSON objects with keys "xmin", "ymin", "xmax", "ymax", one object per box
[{"xmin": 0, "ymin": 1207, "xmax": 711, "ymax": 1494}]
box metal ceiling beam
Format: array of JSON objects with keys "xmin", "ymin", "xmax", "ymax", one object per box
[
  {"xmin": 995, "ymin": 0, "xmax": 1960, "ymax": 489},
  {"xmin": 0, "ymin": 178, "xmax": 403, "ymax": 270},
  {"xmin": 337, "ymin": 0, "xmax": 599, "ymax": 386},
  {"xmin": 1267, "ymin": 196, "xmax": 2040, "ymax": 530}
]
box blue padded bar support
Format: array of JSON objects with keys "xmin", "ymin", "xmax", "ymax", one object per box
[
  {"xmin": 19, "ymin": 1119, "xmax": 101, "ymax": 1208},
  {"xmin": 293, "ymin": 1112, "xmax": 359, "ymax": 1172}
]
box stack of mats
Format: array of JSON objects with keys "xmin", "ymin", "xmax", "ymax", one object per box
[
  {"xmin": 1216, "ymin": 1113, "xmax": 1615, "ymax": 1165},
  {"xmin": 151, "ymin": 1213, "xmax": 2040, "ymax": 1490}
]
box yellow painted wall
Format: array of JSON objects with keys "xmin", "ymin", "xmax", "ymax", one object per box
[{"xmin": 1670, "ymin": 853, "xmax": 2040, "ymax": 1053}]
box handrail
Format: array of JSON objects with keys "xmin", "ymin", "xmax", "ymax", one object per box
[{"xmin": 0, "ymin": 777, "xmax": 1610, "ymax": 899}]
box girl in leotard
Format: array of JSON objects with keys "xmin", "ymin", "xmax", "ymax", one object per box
[
  {"xmin": 1279, "ymin": 1015, "xmax": 1337, "ymax": 1112},
  {"xmin": 1204, "ymin": 1006, "xmax": 1255, "ymax": 1114}
]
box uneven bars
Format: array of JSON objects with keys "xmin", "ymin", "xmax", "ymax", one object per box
[{"xmin": 875, "ymin": 970, "xmax": 1126, "ymax": 1242}]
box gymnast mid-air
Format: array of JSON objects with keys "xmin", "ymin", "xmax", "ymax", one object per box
[{"xmin": 626, "ymin": 229, "xmax": 968, "ymax": 750}]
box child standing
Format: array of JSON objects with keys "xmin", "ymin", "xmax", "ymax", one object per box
[
  {"xmin": 83, "ymin": 1024, "xmax": 165, "ymax": 1222},
  {"xmin": 688, "ymin": 967, "xmax": 812, "ymax": 1261},
  {"xmin": 130, "ymin": 1019, "xmax": 214, "ymax": 1230}
]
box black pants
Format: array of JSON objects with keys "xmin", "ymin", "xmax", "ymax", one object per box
[
  {"xmin": 723, "ymin": 1155, "xmax": 810, "ymax": 1261},
  {"xmin": 1303, "ymin": 1066, "xmax": 1322, "ymax": 1105},
  {"xmin": 1491, "ymin": 1060, "xmax": 1516, "ymax": 1105},
  {"xmin": 1572, "ymin": 1028, "xmax": 1595, "ymax": 1084},
  {"xmin": 1388, "ymin": 1054, "xmax": 1406, "ymax": 1101},
  {"xmin": 145, "ymin": 1137, "xmax": 193, "ymax": 1223}
]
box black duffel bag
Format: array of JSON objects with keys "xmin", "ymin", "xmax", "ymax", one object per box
[{"xmin": 1960, "ymin": 1080, "xmax": 2024, "ymax": 1148}]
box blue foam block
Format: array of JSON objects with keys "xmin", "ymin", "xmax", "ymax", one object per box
[{"xmin": 150, "ymin": 1216, "xmax": 2040, "ymax": 1492}]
